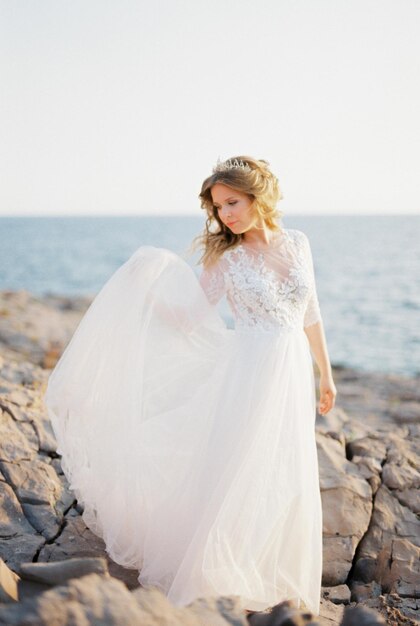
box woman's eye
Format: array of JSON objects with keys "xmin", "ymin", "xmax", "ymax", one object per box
[{"xmin": 215, "ymin": 201, "xmax": 237, "ymax": 211}]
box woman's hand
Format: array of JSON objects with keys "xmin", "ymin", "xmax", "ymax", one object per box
[{"xmin": 318, "ymin": 373, "xmax": 337, "ymax": 415}]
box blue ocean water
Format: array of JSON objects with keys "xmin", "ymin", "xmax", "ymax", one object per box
[{"xmin": 0, "ymin": 215, "xmax": 419, "ymax": 378}]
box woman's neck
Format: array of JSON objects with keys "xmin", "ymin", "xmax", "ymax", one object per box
[{"xmin": 241, "ymin": 227, "xmax": 282, "ymax": 248}]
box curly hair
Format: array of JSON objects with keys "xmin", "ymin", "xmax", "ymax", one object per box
[{"xmin": 189, "ymin": 155, "xmax": 284, "ymax": 268}]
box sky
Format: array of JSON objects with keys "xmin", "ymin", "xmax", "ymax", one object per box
[{"xmin": 0, "ymin": 0, "xmax": 419, "ymax": 216}]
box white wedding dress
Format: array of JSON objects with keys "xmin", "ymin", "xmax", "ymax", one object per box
[{"xmin": 44, "ymin": 227, "xmax": 323, "ymax": 614}]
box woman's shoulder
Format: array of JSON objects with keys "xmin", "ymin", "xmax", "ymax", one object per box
[
  {"xmin": 285, "ymin": 228, "xmax": 311, "ymax": 247},
  {"xmin": 201, "ymin": 251, "xmax": 229, "ymax": 273},
  {"xmin": 285, "ymin": 227, "xmax": 306, "ymax": 239}
]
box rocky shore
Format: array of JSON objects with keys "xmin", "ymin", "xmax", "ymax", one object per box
[{"xmin": 0, "ymin": 288, "xmax": 418, "ymax": 625}]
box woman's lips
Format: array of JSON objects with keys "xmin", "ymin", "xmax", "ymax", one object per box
[{"xmin": 227, "ymin": 221, "xmax": 237, "ymax": 226}]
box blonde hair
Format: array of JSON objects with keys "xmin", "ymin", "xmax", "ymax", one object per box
[{"xmin": 189, "ymin": 155, "xmax": 284, "ymax": 268}]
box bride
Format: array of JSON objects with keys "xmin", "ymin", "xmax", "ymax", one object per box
[{"xmin": 44, "ymin": 155, "xmax": 337, "ymax": 616}]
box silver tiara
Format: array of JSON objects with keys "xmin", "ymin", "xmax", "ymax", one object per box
[{"xmin": 212, "ymin": 157, "xmax": 252, "ymax": 174}]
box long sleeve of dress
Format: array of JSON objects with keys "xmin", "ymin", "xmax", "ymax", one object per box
[
  {"xmin": 144, "ymin": 253, "xmax": 223, "ymax": 334},
  {"xmin": 199, "ymin": 259, "xmax": 227, "ymax": 306},
  {"xmin": 302, "ymin": 234, "xmax": 323, "ymax": 328}
]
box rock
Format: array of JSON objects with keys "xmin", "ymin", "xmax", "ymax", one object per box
[
  {"xmin": 359, "ymin": 593, "xmax": 420, "ymax": 624},
  {"xmin": 0, "ymin": 571, "xmax": 253, "ymax": 626},
  {"xmin": 382, "ymin": 463, "xmax": 420, "ymax": 489},
  {"xmin": 132, "ymin": 586, "xmax": 243, "ymax": 625},
  {"xmin": 51, "ymin": 457, "xmax": 64, "ymax": 475},
  {"xmin": 0, "ymin": 458, "xmax": 62, "ymax": 506},
  {"xmin": 319, "ymin": 595, "xmax": 346, "ymax": 625},
  {"xmin": 0, "ymin": 410, "xmax": 37, "ymax": 463},
  {"xmin": 0, "ymin": 481, "xmax": 45, "ymax": 569},
  {"xmin": 341, "ymin": 604, "xmax": 386, "ymax": 625},
  {"xmin": 0, "ymin": 572, "xmax": 148, "ymax": 625},
  {"xmin": 25, "ymin": 407, "xmax": 58, "ymax": 454},
  {"xmin": 18, "ymin": 557, "xmax": 109, "ymax": 586},
  {"xmin": 394, "ymin": 486, "xmax": 420, "ymax": 515},
  {"xmin": 37, "ymin": 514, "xmax": 140, "ymax": 591},
  {"xmin": 0, "ymin": 361, "xmax": 36, "ymax": 386},
  {"xmin": 247, "ymin": 599, "xmax": 322, "ymax": 624},
  {"xmin": 385, "ymin": 538, "xmax": 420, "ymax": 599},
  {"xmin": 349, "ymin": 581, "xmax": 382, "ymax": 603},
  {"xmin": 346, "ymin": 436, "xmax": 387, "ymax": 466},
  {"xmin": 382, "ymin": 438, "xmax": 420, "ymax": 494},
  {"xmin": 317, "ymin": 433, "xmax": 372, "ymax": 585},
  {"xmin": 316, "ymin": 406, "xmax": 372, "ymax": 444},
  {"xmin": 20, "ymin": 503, "xmax": 61, "ymax": 540},
  {"xmin": 390, "ymin": 401, "xmax": 420, "ymax": 424},
  {"xmin": 0, "ymin": 457, "xmax": 65, "ymax": 541},
  {"xmin": 350, "ymin": 455, "xmax": 382, "ymax": 494},
  {"xmin": 0, "ymin": 558, "xmax": 20, "ymax": 603},
  {"xmin": 321, "ymin": 584, "xmax": 351, "ymax": 605},
  {"xmin": 352, "ymin": 484, "xmax": 420, "ymax": 598},
  {"xmin": 0, "ymin": 290, "xmax": 89, "ymax": 368}
]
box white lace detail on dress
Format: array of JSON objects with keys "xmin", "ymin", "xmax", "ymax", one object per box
[{"xmin": 199, "ymin": 229, "xmax": 322, "ymax": 331}]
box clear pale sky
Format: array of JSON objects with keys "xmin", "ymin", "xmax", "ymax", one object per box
[{"xmin": 1, "ymin": 0, "xmax": 419, "ymax": 216}]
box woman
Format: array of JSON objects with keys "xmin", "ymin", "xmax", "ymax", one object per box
[{"xmin": 44, "ymin": 155, "xmax": 337, "ymax": 616}]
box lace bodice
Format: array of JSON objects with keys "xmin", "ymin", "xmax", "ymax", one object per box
[{"xmin": 199, "ymin": 228, "xmax": 322, "ymax": 332}]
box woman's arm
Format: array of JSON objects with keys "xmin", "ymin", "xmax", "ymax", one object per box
[
  {"xmin": 304, "ymin": 319, "xmax": 331, "ymax": 376},
  {"xmin": 301, "ymin": 231, "xmax": 337, "ymax": 415},
  {"xmin": 304, "ymin": 320, "xmax": 337, "ymax": 415}
]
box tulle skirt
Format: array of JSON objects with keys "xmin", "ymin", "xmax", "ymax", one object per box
[{"xmin": 44, "ymin": 245, "xmax": 323, "ymax": 614}]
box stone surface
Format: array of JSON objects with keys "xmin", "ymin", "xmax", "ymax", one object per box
[
  {"xmin": 352, "ymin": 484, "xmax": 420, "ymax": 598},
  {"xmin": 0, "ymin": 481, "xmax": 45, "ymax": 569},
  {"xmin": 0, "ymin": 573, "xmax": 149, "ymax": 626},
  {"xmin": 340, "ymin": 604, "xmax": 386, "ymax": 625},
  {"xmin": 322, "ymin": 585, "xmax": 351, "ymax": 605},
  {"xmin": 37, "ymin": 512, "xmax": 141, "ymax": 590},
  {"xmin": 317, "ymin": 432, "xmax": 373, "ymax": 586},
  {"xmin": 18, "ymin": 557, "xmax": 109, "ymax": 586},
  {"xmin": 0, "ymin": 558, "xmax": 20, "ymax": 603}
]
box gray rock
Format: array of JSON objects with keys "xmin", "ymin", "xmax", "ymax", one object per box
[
  {"xmin": 0, "ymin": 481, "xmax": 45, "ymax": 568},
  {"xmin": 37, "ymin": 514, "xmax": 140, "ymax": 590},
  {"xmin": 341, "ymin": 604, "xmax": 386, "ymax": 625},
  {"xmin": 319, "ymin": 595, "xmax": 346, "ymax": 624},
  {"xmin": 0, "ymin": 572, "xmax": 147, "ymax": 625},
  {"xmin": 26, "ymin": 408, "xmax": 58, "ymax": 454},
  {"xmin": 362, "ymin": 591, "xmax": 420, "ymax": 622},
  {"xmin": 321, "ymin": 584, "xmax": 351, "ymax": 605},
  {"xmin": 133, "ymin": 586, "xmax": 245, "ymax": 625},
  {"xmin": 0, "ymin": 411, "xmax": 37, "ymax": 463},
  {"xmin": 349, "ymin": 581, "xmax": 382, "ymax": 603},
  {"xmin": 50, "ymin": 457, "xmax": 64, "ymax": 475},
  {"xmin": 20, "ymin": 503, "xmax": 62, "ymax": 540},
  {"xmin": 18, "ymin": 557, "xmax": 109, "ymax": 586},
  {"xmin": 55, "ymin": 473, "xmax": 77, "ymax": 514},
  {"xmin": 350, "ymin": 455, "xmax": 382, "ymax": 494},
  {"xmin": 352, "ymin": 484, "xmax": 420, "ymax": 598},
  {"xmin": 0, "ymin": 458, "xmax": 64, "ymax": 540},
  {"xmin": 0, "ymin": 458, "xmax": 62, "ymax": 507},
  {"xmin": 390, "ymin": 401, "xmax": 420, "ymax": 424},
  {"xmin": 347, "ymin": 436, "xmax": 387, "ymax": 465},
  {"xmin": 0, "ymin": 558, "xmax": 20, "ymax": 603},
  {"xmin": 382, "ymin": 461, "xmax": 420, "ymax": 490},
  {"xmin": 394, "ymin": 486, "xmax": 420, "ymax": 515},
  {"xmin": 317, "ymin": 433, "xmax": 372, "ymax": 585}
]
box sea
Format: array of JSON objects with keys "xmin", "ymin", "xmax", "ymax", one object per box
[{"xmin": 0, "ymin": 214, "xmax": 419, "ymax": 378}]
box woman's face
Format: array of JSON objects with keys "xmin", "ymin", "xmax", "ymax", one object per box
[{"xmin": 210, "ymin": 183, "xmax": 257, "ymax": 234}]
